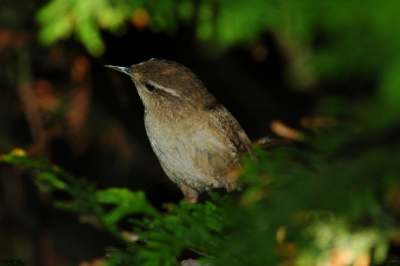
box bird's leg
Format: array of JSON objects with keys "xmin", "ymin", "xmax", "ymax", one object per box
[{"xmin": 180, "ymin": 183, "xmax": 199, "ymax": 203}]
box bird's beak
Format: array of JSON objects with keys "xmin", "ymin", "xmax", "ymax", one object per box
[{"xmin": 104, "ymin": 65, "xmax": 133, "ymax": 75}]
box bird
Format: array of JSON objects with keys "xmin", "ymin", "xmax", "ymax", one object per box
[{"xmin": 105, "ymin": 59, "xmax": 255, "ymax": 203}]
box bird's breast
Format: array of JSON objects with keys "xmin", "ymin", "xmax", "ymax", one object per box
[{"xmin": 144, "ymin": 109, "xmax": 238, "ymax": 191}]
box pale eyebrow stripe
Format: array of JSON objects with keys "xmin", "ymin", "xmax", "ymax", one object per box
[{"xmin": 152, "ymin": 83, "xmax": 181, "ymax": 98}]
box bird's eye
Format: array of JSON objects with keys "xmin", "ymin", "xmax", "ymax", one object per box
[{"xmin": 145, "ymin": 83, "xmax": 155, "ymax": 92}]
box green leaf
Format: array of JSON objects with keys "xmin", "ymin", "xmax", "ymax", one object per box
[
  {"xmin": 96, "ymin": 188, "xmax": 158, "ymax": 226},
  {"xmin": 36, "ymin": 171, "xmax": 68, "ymax": 191}
]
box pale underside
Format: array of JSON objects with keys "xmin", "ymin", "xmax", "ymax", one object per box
[{"xmin": 144, "ymin": 104, "xmax": 249, "ymax": 201}]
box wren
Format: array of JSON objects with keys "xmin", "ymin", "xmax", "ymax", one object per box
[{"xmin": 105, "ymin": 59, "xmax": 254, "ymax": 203}]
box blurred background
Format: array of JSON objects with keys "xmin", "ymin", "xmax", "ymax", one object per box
[{"xmin": 1, "ymin": 0, "xmax": 400, "ymax": 265}]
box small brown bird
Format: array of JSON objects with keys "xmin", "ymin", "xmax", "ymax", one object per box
[{"xmin": 105, "ymin": 59, "xmax": 254, "ymax": 203}]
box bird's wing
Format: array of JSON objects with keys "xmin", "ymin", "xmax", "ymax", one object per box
[{"xmin": 206, "ymin": 103, "xmax": 256, "ymax": 161}]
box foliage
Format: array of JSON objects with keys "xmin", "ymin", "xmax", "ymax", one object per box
[
  {"xmin": 1, "ymin": 149, "xmax": 226, "ymax": 265},
  {"xmin": 2, "ymin": 114, "xmax": 400, "ymax": 265},
  {"xmin": 35, "ymin": 0, "xmax": 281, "ymax": 56}
]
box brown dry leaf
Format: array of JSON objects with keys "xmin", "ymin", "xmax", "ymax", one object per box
[
  {"xmin": 276, "ymin": 226, "xmax": 287, "ymax": 244},
  {"xmin": 330, "ymin": 249, "xmax": 352, "ymax": 266},
  {"xmin": 270, "ymin": 120, "xmax": 304, "ymax": 141},
  {"xmin": 71, "ymin": 56, "xmax": 90, "ymax": 82},
  {"xmin": 131, "ymin": 8, "xmax": 149, "ymax": 29},
  {"xmin": 33, "ymin": 79, "xmax": 60, "ymax": 112},
  {"xmin": 353, "ymin": 253, "xmax": 371, "ymax": 266},
  {"xmin": 79, "ymin": 258, "xmax": 106, "ymax": 266}
]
